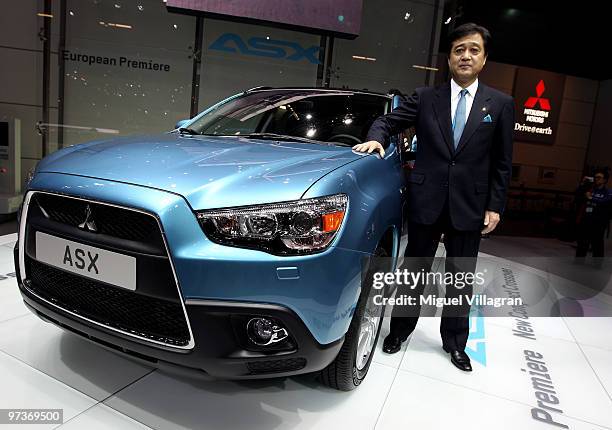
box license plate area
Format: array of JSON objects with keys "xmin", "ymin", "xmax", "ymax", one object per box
[{"xmin": 35, "ymin": 231, "xmax": 136, "ymax": 291}]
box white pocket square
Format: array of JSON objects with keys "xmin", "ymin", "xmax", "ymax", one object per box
[{"xmin": 482, "ymin": 114, "xmax": 493, "ymax": 123}]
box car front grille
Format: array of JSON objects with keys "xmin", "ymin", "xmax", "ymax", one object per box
[
  {"xmin": 25, "ymin": 257, "xmax": 191, "ymax": 347},
  {"xmin": 33, "ymin": 193, "xmax": 161, "ymax": 245},
  {"xmin": 22, "ymin": 192, "xmax": 193, "ymax": 349}
]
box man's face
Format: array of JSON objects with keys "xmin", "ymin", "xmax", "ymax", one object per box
[
  {"xmin": 448, "ymin": 32, "xmax": 487, "ymax": 85},
  {"xmin": 594, "ymin": 173, "xmax": 607, "ymax": 187}
]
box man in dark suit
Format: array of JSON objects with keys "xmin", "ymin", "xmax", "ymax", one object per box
[{"xmin": 353, "ymin": 23, "xmax": 514, "ymax": 371}]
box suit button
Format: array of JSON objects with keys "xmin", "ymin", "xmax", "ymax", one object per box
[{"xmin": 450, "ymin": 161, "xmax": 456, "ymax": 166}]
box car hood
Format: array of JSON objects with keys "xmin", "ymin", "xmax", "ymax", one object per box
[{"xmin": 37, "ymin": 133, "xmax": 363, "ymax": 209}]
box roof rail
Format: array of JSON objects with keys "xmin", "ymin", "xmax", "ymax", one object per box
[
  {"xmin": 244, "ymin": 86, "xmax": 272, "ymax": 93},
  {"xmin": 240, "ymin": 86, "xmax": 392, "ymax": 98}
]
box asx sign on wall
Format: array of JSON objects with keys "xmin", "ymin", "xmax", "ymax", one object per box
[
  {"xmin": 209, "ymin": 33, "xmax": 321, "ymax": 64},
  {"xmin": 513, "ymin": 68, "xmax": 565, "ymax": 145}
]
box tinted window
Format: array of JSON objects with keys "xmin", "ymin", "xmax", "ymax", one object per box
[{"xmin": 190, "ymin": 90, "xmax": 389, "ymax": 146}]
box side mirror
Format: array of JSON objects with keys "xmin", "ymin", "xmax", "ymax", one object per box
[{"xmin": 175, "ymin": 119, "xmax": 190, "ymax": 129}]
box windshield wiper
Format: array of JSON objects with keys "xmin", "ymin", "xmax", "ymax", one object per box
[
  {"xmin": 242, "ymin": 133, "xmax": 331, "ymax": 145},
  {"xmin": 177, "ymin": 127, "xmax": 200, "ymax": 135},
  {"xmin": 198, "ymin": 132, "xmax": 349, "ymax": 146}
]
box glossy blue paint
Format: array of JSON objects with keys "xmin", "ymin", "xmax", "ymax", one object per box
[
  {"xmin": 25, "ymin": 89, "xmax": 407, "ymax": 347},
  {"xmin": 175, "ymin": 119, "xmax": 190, "ymax": 129},
  {"xmin": 276, "ymin": 267, "xmax": 299, "ymax": 280},
  {"xmin": 302, "ymin": 142, "xmax": 404, "ymax": 258},
  {"xmin": 26, "ymin": 171, "xmax": 366, "ymax": 344},
  {"xmin": 36, "ymin": 133, "xmax": 363, "ymax": 210}
]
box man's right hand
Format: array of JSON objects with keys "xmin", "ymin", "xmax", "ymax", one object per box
[{"xmin": 352, "ymin": 140, "xmax": 385, "ymax": 158}]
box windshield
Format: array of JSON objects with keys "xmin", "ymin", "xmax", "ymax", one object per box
[{"xmin": 187, "ymin": 90, "xmax": 390, "ymax": 146}]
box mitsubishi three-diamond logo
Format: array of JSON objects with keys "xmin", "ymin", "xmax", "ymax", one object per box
[
  {"xmin": 78, "ymin": 204, "xmax": 98, "ymax": 233},
  {"xmin": 524, "ymin": 80, "xmax": 551, "ymax": 110}
]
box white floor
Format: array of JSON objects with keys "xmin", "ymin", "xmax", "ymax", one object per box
[{"xmin": 1, "ymin": 232, "xmax": 612, "ymax": 429}]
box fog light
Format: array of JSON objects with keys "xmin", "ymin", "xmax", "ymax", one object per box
[{"xmin": 247, "ymin": 317, "xmax": 289, "ymax": 346}]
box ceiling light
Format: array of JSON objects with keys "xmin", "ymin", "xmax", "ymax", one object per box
[
  {"xmin": 412, "ymin": 65, "xmax": 439, "ymax": 71},
  {"xmin": 99, "ymin": 21, "xmax": 133, "ymax": 29},
  {"xmin": 506, "ymin": 8, "xmax": 519, "ymax": 17},
  {"xmin": 352, "ymin": 55, "xmax": 377, "ymax": 62}
]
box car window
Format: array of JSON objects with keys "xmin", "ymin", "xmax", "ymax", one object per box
[{"xmin": 189, "ymin": 90, "xmax": 389, "ymax": 146}]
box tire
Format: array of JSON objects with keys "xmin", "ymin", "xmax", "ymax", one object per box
[{"xmin": 319, "ymin": 246, "xmax": 389, "ymax": 391}]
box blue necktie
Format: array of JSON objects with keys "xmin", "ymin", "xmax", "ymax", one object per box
[{"xmin": 453, "ymin": 89, "xmax": 468, "ymax": 149}]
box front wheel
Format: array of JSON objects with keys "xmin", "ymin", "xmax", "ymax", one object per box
[{"xmin": 319, "ymin": 247, "xmax": 389, "ymax": 391}]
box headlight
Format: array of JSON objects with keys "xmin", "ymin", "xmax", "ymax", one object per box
[{"xmin": 196, "ymin": 194, "xmax": 348, "ymax": 255}]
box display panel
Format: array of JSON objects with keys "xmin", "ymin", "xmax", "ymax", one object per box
[{"xmin": 166, "ymin": 0, "xmax": 363, "ymax": 37}]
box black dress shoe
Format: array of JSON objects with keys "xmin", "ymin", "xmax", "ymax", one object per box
[
  {"xmin": 382, "ymin": 334, "xmax": 404, "ymax": 354},
  {"xmin": 444, "ymin": 348, "xmax": 472, "ymax": 372}
]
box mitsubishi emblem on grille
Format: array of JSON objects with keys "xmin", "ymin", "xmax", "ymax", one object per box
[{"xmin": 78, "ymin": 204, "xmax": 98, "ymax": 233}]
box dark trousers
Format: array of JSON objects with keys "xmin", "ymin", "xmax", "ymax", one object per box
[
  {"xmin": 576, "ymin": 220, "xmax": 606, "ymax": 259},
  {"xmin": 390, "ymin": 207, "xmax": 482, "ymax": 351}
]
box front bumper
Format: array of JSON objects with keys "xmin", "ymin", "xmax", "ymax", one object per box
[
  {"xmin": 24, "ymin": 173, "xmax": 364, "ymax": 345},
  {"xmin": 16, "ymin": 244, "xmax": 343, "ymax": 378},
  {"xmin": 14, "ymin": 174, "xmax": 365, "ymax": 377}
]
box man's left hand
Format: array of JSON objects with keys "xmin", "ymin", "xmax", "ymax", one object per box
[{"xmin": 482, "ymin": 211, "xmax": 501, "ymax": 234}]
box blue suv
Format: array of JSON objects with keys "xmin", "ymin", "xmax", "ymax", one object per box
[{"xmin": 14, "ymin": 88, "xmax": 408, "ymax": 390}]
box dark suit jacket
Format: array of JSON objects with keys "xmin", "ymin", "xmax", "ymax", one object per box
[{"xmin": 366, "ymin": 81, "xmax": 514, "ymax": 231}]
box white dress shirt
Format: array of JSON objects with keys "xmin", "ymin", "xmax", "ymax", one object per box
[{"xmin": 450, "ymin": 78, "xmax": 478, "ymax": 127}]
